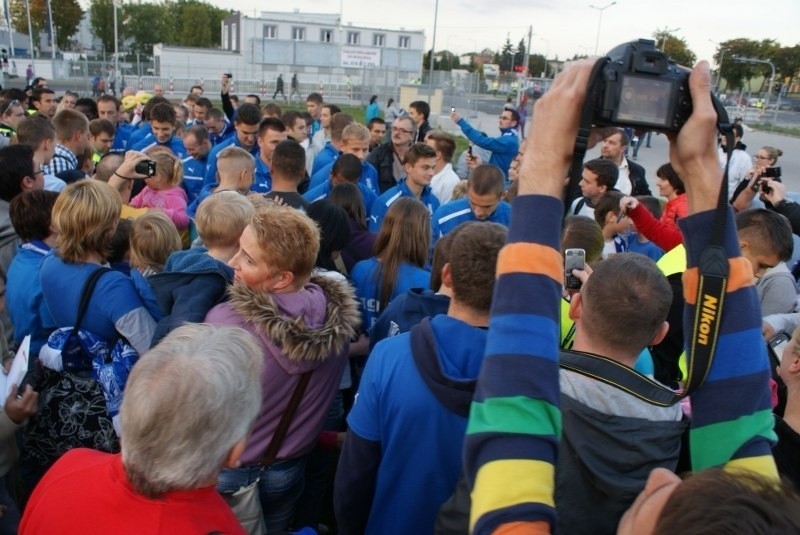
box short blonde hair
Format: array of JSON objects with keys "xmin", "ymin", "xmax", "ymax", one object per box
[
  {"xmin": 53, "ymin": 180, "xmax": 121, "ymax": 263},
  {"xmin": 129, "ymin": 212, "xmax": 183, "ymax": 272},
  {"xmin": 250, "ymin": 202, "xmax": 319, "ymax": 281},
  {"xmin": 196, "ymin": 191, "xmax": 254, "ymax": 248},
  {"xmin": 145, "ymin": 147, "xmax": 183, "ymax": 187},
  {"xmin": 341, "ymin": 123, "xmax": 370, "ymax": 143},
  {"xmin": 217, "ymin": 146, "xmax": 255, "ymax": 186}
]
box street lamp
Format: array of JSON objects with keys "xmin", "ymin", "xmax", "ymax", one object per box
[
  {"xmin": 114, "ymin": 0, "xmax": 120, "ymax": 95},
  {"xmin": 731, "ymin": 55, "xmax": 778, "ymax": 123},
  {"xmin": 540, "ymin": 37, "xmax": 550, "ymax": 77},
  {"xmin": 708, "ymin": 39, "xmax": 724, "ymax": 92},
  {"xmin": 427, "ymin": 0, "xmax": 439, "ymax": 104},
  {"xmin": 589, "ymin": 2, "xmax": 617, "ymax": 55}
]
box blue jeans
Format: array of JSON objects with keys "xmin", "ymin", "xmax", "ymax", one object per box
[{"xmin": 218, "ymin": 457, "xmax": 307, "ymax": 533}]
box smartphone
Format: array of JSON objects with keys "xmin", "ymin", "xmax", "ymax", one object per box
[
  {"xmin": 769, "ymin": 332, "xmax": 791, "ymax": 363},
  {"xmin": 451, "ymin": 106, "xmax": 455, "ymax": 113},
  {"xmin": 224, "ymin": 73, "xmax": 233, "ymax": 79},
  {"xmin": 564, "ymin": 248, "xmax": 585, "ymax": 290},
  {"xmin": 467, "ymin": 145, "xmax": 473, "ymax": 157},
  {"xmin": 763, "ymin": 166, "xmax": 781, "ymax": 178}
]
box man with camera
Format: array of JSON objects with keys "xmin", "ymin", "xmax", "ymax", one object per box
[
  {"xmin": 450, "ymin": 108, "xmax": 520, "ymax": 179},
  {"xmin": 463, "ymin": 45, "xmax": 789, "ymax": 535}
]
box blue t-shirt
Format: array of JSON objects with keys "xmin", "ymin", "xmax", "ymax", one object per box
[
  {"xmin": 126, "ymin": 123, "xmax": 152, "ymax": 149},
  {"xmin": 368, "ymin": 180, "xmax": 440, "ymax": 232},
  {"xmin": 129, "ymin": 134, "xmax": 187, "ymax": 158},
  {"xmin": 431, "ymin": 198, "xmax": 511, "ymax": 243},
  {"xmin": 628, "ymin": 237, "xmax": 664, "ymax": 262},
  {"xmin": 253, "ymin": 155, "xmax": 272, "ymax": 194},
  {"xmin": 309, "ymin": 160, "xmax": 380, "ymax": 196},
  {"xmin": 349, "ymin": 257, "xmax": 430, "ymax": 334},
  {"xmin": 181, "ymin": 155, "xmax": 208, "ymax": 203},
  {"xmin": 348, "ymin": 315, "xmax": 487, "ymax": 534},
  {"xmin": 303, "ymin": 180, "xmax": 377, "ymax": 217},
  {"xmin": 202, "ymin": 135, "xmax": 259, "ymax": 189},
  {"xmin": 40, "ymin": 256, "xmax": 155, "ymax": 354},
  {"xmin": 6, "ymin": 243, "xmax": 55, "ymax": 356},
  {"xmin": 311, "ymin": 142, "xmax": 339, "ymax": 176}
]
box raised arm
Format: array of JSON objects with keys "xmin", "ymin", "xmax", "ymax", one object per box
[
  {"xmin": 464, "ymin": 60, "xmax": 595, "ymax": 535},
  {"xmin": 671, "ymin": 62, "xmax": 778, "ymax": 478}
]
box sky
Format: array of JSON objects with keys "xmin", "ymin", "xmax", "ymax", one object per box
[{"xmin": 223, "ymin": 0, "xmax": 799, "ymax": 66}]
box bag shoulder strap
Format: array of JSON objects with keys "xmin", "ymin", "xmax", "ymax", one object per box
[
  {"xmin": 559, "ymin": 349, "xmax": 680, "ymax": 407},
  {"xmin": 260, "ymin": 370, "xmax": 312, "ymax": 466},
  {"xmin": 74, "ymin": 267, "xmax": 111, "ymax": 332}
]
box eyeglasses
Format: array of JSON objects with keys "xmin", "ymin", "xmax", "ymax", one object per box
[
  {"xmin": 499, "ymin": 115, "xmax": 514, "ymax": 121},
  {"xmin": 33, "ymin": 169, "xmax": 44, "ymax": 176},
  {"xmin": 1, "ymin": 99, "xmax": 19, "ymax": 116},
  {"xmin": 754, "ymin": 155, "xmax": 771, "ymax": 160},
  {"xmin": 391, "ymin": 126, "xmax": 412, "ymax": 134}
]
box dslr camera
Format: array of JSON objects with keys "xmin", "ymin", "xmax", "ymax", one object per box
[
  {"xmin": 591, "ymin": 39, "xmax": 712, "ymax": 133},
  {"xmin": 134, "ymin": 159, "xmax": 157, "ymax": 177}
]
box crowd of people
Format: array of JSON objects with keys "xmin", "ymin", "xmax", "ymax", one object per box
[{"xmin": 0, "ymin": 58, "xmax": 795, "ymax": 535}]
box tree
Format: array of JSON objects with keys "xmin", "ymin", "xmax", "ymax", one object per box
[
  {"xmin": 89, "ymin": 0, "xmax": 118, "ymax": 53},
  {"xmin": 527, "ymin": 54, "xmax": 546, "ymax": 77},
  {"xmin": 123, "ymin": 3, "xmax": 167, "ymax": 55},
  {"xmin": 715, "ymin": 38, "xmax": 780, "ymax": 91},
  {"xmin": 773, "ymin": 45, "xmax": 800, "ymax": 81},
  {"xmin": 10, "ymin": 0, "xmax": 83, "ymax": 50},
  {"xmin": 514, "ymin": 38, "xmax": 526, "ymax": 71},
  {"xmin": 178, "ymin": 3, "xmax": 210, "ymax": 47},
  {"xmin": 498, "ymin": 37, "xmax": 513, "ymax": 72},
  {"xmin": 652, "ymin": 29, "xmax": 696, "ymax": 67}
]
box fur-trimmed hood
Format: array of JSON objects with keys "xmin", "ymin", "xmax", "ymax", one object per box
[{"xmin": 227, "ymin": 274, "xmax": 360, "ymax": 364}]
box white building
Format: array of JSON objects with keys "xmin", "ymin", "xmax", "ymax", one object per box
[{"xmin": 153, "ymin": 10, "xmax": 425, "ymax": 93}]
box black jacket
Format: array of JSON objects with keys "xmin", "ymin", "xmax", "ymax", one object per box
[
  {"xmin": 367, "ymin": 142, "xmax": 401, "ymax": 194},
  {"xmin": 627, "ymin": 158, "xmax": 652, "ymax": 196}
]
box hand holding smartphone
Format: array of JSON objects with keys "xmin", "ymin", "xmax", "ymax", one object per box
[{"xmin": 564, "ymin": 248, "xmax": 585, "ymax": 290}]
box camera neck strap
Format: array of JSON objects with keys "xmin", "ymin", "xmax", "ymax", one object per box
[{"xmin": 567, "ymin": 61, "xmax": 734, "ymax": 398}]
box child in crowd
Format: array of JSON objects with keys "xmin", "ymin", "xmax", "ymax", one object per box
[
  {"xmin": 627, "ymin": 196, "xmax": 665, "ymax": 262},
  {"xmin": 350, "ymin": 197, "xmax": 431, "ymax": 335},
  {"xmin": 108, "ymin": 219, "xmax": 133, "ymax": 275},
  {"xmin": 187, "ymin": 146, "xmax": 254, "ymax": 218},
  {"xmin": 149, "ymin": 191, "xmax": 254, "ymax": 346},
  {"xmin": 594, "ymin": 191, "xmax": 629, "ymax": 259},
  {"xmin": 6, "ymin": 190, "xmax": 59, "ymax": 358},
  {"xmin": 736, "ymin": 208, "xmax": 797, "ymax": 316},
  {"xmin": 128, "ymin": 212, "xmax": 183, "ymax": 322},
  {"xmin": 310, "ymin": 123, "xmax": 379, "ymax": 195},
  {"xmin": 329, "ymin": 182, "xmax": 376, "ymax": 273},
  {"xmin": 304, "ymin": 153, "xmax": 377, "ymax": 214},
  {"xmin": 129, "ymin": 149, "xmax": 189, "ymax": 233}
]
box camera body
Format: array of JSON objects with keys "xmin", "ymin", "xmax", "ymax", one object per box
[
  {"xmin": 135, "ymin": 160, "xmax": 157, "ymax": 177},
  {"xmin": 592, "ymin": 39, "xmax": 696, "ymax": 133}
]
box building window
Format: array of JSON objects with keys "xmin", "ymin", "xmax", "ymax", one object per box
[
  {"xmin": 232, "ymin": 23, "xmax": 238, "ymax": 51},
  {"xmin": 320, "ymin": 28, "xmax": 333, "ymax": 43},
  {"xmin": 398, "ymin": 35, "xmax": 410, "ymax": 49},
  {"xmin": 292, "ymin": 27, "xmax": 306, "ymax": 41},
  {"xmin": 373, "ymin": 33, "xmax": 385, "ymax": 47},
  {"xmin": 263, "ymin": 25, "xmax": 277, "ymax": 39},
  {"xmin": 222, "ymin": 25, "xmax": 228, "ymax": 49},
  {"xmin": 347, "ymin": 31, "xmax": 360, "ymax": 45}
]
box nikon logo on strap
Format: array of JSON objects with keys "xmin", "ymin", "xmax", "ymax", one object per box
[{"xmin": 697, "ymin": 294, "xmax": 720, "ymax": 345}]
